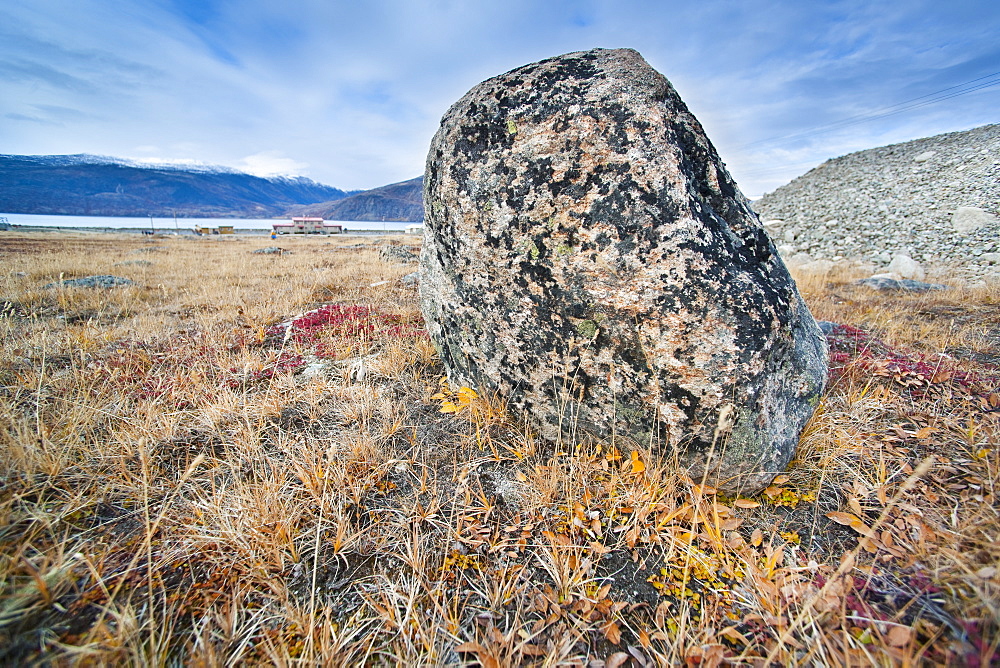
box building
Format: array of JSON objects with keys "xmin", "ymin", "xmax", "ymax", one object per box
[
  {"xmin": 273, "ymin": 217, "xmax": 343, "ymax": 235},
  {"xmin": 405, "ymin": 224, "xmax": 424, "ymax": 234}
]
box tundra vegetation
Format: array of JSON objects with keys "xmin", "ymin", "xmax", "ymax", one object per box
[{"xmin": 0, "ymin": 231, "xmax": 998, "ymax": 666}]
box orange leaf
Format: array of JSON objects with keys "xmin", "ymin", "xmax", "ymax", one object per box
[
  {"xmin": 826, "ymin": 511, "xmax": 862, "ymax": 527},
  {"xmin": 603, "ymin": 620, "xmax": 621, "ymax": 645},
  {"xmin": 454, "ymin": 642, "xmax": 488, "ymax": 654},
  {"xmin": 638, "ymin": 628, "xmax": 651, "ymax": 649},
  {"xmin": 521, "ymin": 643, "xmax": 547, "ymax": 657},
  {"xmin": 751, "ymin": 528, "xmax": 763, "ymax": 547},
  {"xmin": 734, "ymin": 499, "xmax": 760, "ymax": 509},
  {"xmin": 630, "ymin": 450, "xmax": 646, "ymax": 474},
  {"xmin": 772, "ymin": 474, "xmax": 791, "ymax": 485},
  {"xmin": 455, "ymin": 642, "xmax": 499, "ymax": 668}
]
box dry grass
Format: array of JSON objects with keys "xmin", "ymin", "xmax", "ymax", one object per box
[{"xmin": 1, "ymin": 231, "xmax": 998, "ymax": 666}]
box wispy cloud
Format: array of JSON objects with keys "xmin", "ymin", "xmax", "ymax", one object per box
[{"xmin": 1, "ymin": 0, "xmax": 997, "ymax": 194}]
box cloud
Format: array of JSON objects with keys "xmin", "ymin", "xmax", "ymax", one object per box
[
  {"xmin": 1, "ymin": 0, "xmax": 998, "ymax": 194},
  {"xmin": 237, "ymin": 151, "xmax": 309, "ymax": 178}
]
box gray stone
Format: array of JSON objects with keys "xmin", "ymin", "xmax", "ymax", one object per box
[
  {"xmin": 380, "ymin": 245, "xmax": 419, "ymax": 263},
  {"xmin": 856, "ymin": 277, "xmax": 948, "ymax": 292},
  {"xmin": 777, "ymin": 244, "xmax": 796, "ymax": 256},
  {"xmin": 887, "ymin": 254, "xmax": 924, "ymax": 280},
  {"xmin": 785, "ymin": 252, "xmax": 815, "ymax": 267},
  {"xmin": 815, "ymin": 321, "xmax": 836, "ymax": 335},
  {"xmin": 952, "ymin": 206, "xmax": 996, "ymax": 234},
  {"xmin": 796, "ymin": 259, "xmax": 836, "ymax": 277},
  {"xmin": 420, "ymin": 48, "xmax": 828, "ymax": 495},
  {"xmin": 253, "ymin": 246, "xmax": 286, "ymax": 255},
  {"xmin": 44, "ymin": 275, "xmax": 135, "ymax": 289}
]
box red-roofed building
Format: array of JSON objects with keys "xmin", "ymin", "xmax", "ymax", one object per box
[{"xmin": 273, "ymin": 217, "xmax": 342, "ymax": 235}]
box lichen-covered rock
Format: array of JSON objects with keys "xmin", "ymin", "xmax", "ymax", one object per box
[{"xmin": 420, "ymin": 48, "xmax": 828, "ymax": 495}]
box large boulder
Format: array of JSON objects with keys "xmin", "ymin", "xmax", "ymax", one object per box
[{"xmin": 420, "ymin": 48, "xmax": 827, "ymax": 495}]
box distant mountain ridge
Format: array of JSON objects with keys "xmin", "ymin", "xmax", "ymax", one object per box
[
  {"xmin": 290, "ymin": 177, "xmax": 424, "ymax": 222},
  {"xmin": 0, "ymin": 154, "xmax": 355, "ymax": 218}
]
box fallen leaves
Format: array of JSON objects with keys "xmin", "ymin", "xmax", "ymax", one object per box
[
  {"xmin": 826, "ymin": 511, "xmax": 874, "ymax": 537},
  {"xmin": 629, "ymin": 450, "xmax": 646, "ymax": 474}
]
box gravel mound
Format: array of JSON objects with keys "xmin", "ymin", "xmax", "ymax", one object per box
[{"xmin": 753, "ymin": 124, "xmax": 1000, "ymax": 284}]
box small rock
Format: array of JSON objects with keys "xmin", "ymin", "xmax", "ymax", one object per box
[
  {"xmin": 913, "ymin": 150, "xmax": 936, "ymax": 162},
  {"xmin": 380, "ymin": 246, "xmax": 418, "ymax": 263},
  {"xmin": 253, "ymin": 246, "xmax": 286, "ymax": 255},
  {"xmin": 952, "ymin": 206, "xmax": 997, "ymax": 234},
  {"xmin": 400, "ymin": 271, "xmax": 420, "ymax": 286},
  {"xmin": 44, "ymin": 275, "xmax": 135, "ymax": 289},
  {"xmin": 887, "ymin": 254, "xmax": 924, "ymax": 281},
  {"xmin": 115, "ymin": 260, "xmax": 152, "ymax": 267},
  {"xmin": 796, "ymin": 259, "xmax": 835, "ymax": 276},
  {"xmin": 981, "ymin": 253, "xmax": 1000, "ymax": 265},
  {"xmin": 856, "ymin": 277, "xmax": 948, "ymax": 292},
  {"xmin": 815, "ymin": 321, "xmax": 836, "ymax": 335},
  {"xmin": 785, "ymin": 252, "xmax": 814, "ymax": 267}
]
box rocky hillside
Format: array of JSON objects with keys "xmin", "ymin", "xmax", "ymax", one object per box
[
  {"xmin": 753, "ymin": 124, "xmax": 1000, "ymax": 281},
  {"xmin": 290, "ymin": 177, "xmax": 423, "ymax": 222},
  {"xmin": 0, "ymin": 154, "xmax": 352, "ymax": 218}
]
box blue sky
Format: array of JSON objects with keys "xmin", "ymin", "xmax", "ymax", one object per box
[{"xmin": 2, "ymin": 0, "xmax": 998, "ymax": 197}]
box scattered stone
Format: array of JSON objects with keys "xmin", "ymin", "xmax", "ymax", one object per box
[
  {"xmin": 115, "ymin": 260, "xmax": 152, "ymax": 267},
  {"xmin": 952, "ymin": 206, "xmax": 996, "ymax": 234},
  {"xmin": 380, "ymin": 245, "xmax": 419, "ymax": 263},
  {"xmin": 887, "ymin": 254, "xmax": 925, "ymax": 281},
  {"xmin": 856, "ymin": 277, "xmax": 948, "ymax": 292},
  {"xmin": 981, "ymin": 253, "xmax": 1000, "ymax": 265},
  {"xmin": 420, "ymin": 48, "xmax": 828, "ymax": 496},
  {"xmin": 253, "ymin": 246, "xmax": 286, "ymax": 255},
  {"xmin": 130, "ymin": 246, "xmax": 162, "ymax": 254},
  {"xmin": 912, "ymin": 150, "xmax": 936, "ymax": 162},
  {"xmin": 44, "ymin": 275, "xmax": 135, "ymax": 289},
  {"xmin": 400, "ymin": 271, "xmax": 420, "ymax": 286}
]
